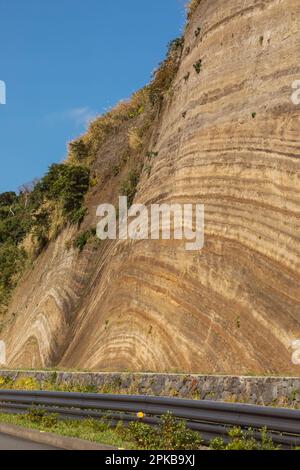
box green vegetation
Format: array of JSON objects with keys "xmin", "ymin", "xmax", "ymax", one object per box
[
  {"xmin": 0, "ymin": 408, "xmax": 283, "ymax": 451},
  {"xmin": 65, "ymin": 36, "xmax": 184, "ymax": 264},
  {"xmin": 252, "ymin": 112, "xmax": 257, "ymax": 119},
  {"xmin": 210, "ymin": 427, "xmax": 279, "ymax": 450},
  {"xmin": 1, "ymin": 374, "xmax": 299, "ymax": 408},
  {"xmin": 0, "ymin": 31, "xmax": 183, "ymax": 322},
  {"xmin": 0, "ymin": 375, "xmax": 100, "ymax": 393},
  {"xmin": 0, "ymin": 242, "xmax": 27, "ymax": 316},
  {"xmin": 0, "ymin": 192, "xmax": 31, "ymax": 245},
  {"xmin": 68, "ymin": 138, "xmax": 90, "ymax": 163},
  {"xmin": 0, "ymin": 164, "xmax": 90, "ymax": 249},
  {"xmin": 0, "ymin": 163, "xmax": 90, "ymax": 320},
  {"xmin": 0, "ymin": 376, "xmax": 293, "ymax": 451},
  {"xmin": 0, "ymin": 410, "xmax": 202, "ymax": 450},
  {"xmin": 193, "ymin": 59, "xmax": 202, "ymax": 74},
  {"xmin": 0, "ymin": 191, "xmax": 30, "ymax": 320},
  {"xmin": 32, "ymin": 163, "xmax": 90, "ymax": 223},
  {"xmin": 120, "ymin": 168, "xmax": 142, "ymax": 207},
  {"xmin": 0, "ymin": 411, "xmax": 130, "ymax": 449},
  {"xmin": 121, "ymin": 413, "xmax": 202, "ymax": 450},
  {"xmin": 73, "ymin": 228, "xmax": 97, "ymax": 252}
]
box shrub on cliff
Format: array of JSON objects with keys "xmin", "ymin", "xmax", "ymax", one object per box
[
  {"xmin": 73, "ymin": 228, "xmax": 97, "ymax": 252},
  {"xmin": 32, "ymin": 163, "xmax": 90, "ymax": 221},
  {"xmin": 0, "ymin": 163, "xmax": 90, "ymax": 318},
  {"xmin": 0, "ymin": 241, "xmax": 28, "ymax": 317},
  {"xmin": 0, "ymin": 192, "xmax": 32, "ymax": 319},
  {"xmin": 0, "ymin": 191, "xmax": 31, "ymax": 245},
  {"xmin": 68, "ymin": 137, "xmax": 90, "ymax": 163},
  {"xmin": 120, "ymin": 168, "xmax": 142, "ymax": 207}
]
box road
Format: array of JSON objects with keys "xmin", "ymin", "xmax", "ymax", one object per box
[{"xmin": 0, "ymin": 433, "xmax": 59, "ymax": 450}]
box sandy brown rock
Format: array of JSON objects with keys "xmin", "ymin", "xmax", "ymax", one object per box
[{"xmin": 2, "ymin": 0, "xmax": 300, "ymax": 374}]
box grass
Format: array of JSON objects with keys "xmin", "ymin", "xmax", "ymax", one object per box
[
  {"xmin": 0, "ymin": 410, "xmax": 203, "ymax": 450},
  {"xmin": 0, "ymin": 411, "xmax": 286, "ymax": 451},
  {"xmin": 0, "ymin": 412, "xmax": 132, "ymax": 449},
  {"xmin": 68, "ymin": 89, "xmax": 149, "ymax": 165},
  {"xmin": 0, "ymin": 408, "xmax": 202, "ymax": 450},
  {"xmin": 210, "ymin": 426, "xmax": 280, "ymax": 450}
]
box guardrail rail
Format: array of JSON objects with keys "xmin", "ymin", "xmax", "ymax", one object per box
[{"xmin": 0, "ymin": 390, "xmax": 299, "ymax": 448}]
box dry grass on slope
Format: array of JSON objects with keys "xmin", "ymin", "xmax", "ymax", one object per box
[
  {"xmin": 68, "ymin": 38, "xmax": 184, "ymax": 166},
  {"xmin": 186, "ymin": 0, "xmax": 202, "ymax": 20}
]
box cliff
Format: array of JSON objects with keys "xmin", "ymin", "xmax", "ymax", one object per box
[{"xmin": 2, "ymin": 0, "xmax": 300, "ymax": 374}]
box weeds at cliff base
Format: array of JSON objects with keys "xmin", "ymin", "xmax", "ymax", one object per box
[{"xmin": 210, "ymin": 426, "xmax": 279, "ymax": 450}]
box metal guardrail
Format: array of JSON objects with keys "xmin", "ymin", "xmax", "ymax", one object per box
[{"xmin": 0, "ymin": 390, "xmax": 300, "ymax": 448}]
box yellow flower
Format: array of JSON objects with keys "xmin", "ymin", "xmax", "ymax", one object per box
[
  {"xmin": 0, "ymin": 377, "xmax": 6, "ymax": 387},
  {"xmin": 137, "ymin": 411, "xmax": 145, "ymax": 419}
]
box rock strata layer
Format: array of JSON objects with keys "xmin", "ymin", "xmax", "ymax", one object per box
[{"xmin": 2, "ymin": 0, "xmax": 300, "ymax": 374}]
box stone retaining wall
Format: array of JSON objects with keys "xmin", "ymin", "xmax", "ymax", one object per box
[{"xmin": 0, "ymin": 371, "xmax": 299, "ymax": 407}]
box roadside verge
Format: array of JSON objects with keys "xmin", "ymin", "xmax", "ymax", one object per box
[{"xmin": 0, "ymin": 423, "xmax": 117, "ymax": 450}]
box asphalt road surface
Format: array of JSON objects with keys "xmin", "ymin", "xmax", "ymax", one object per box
[{"xmin": 0, "ymin": 433, "xmax": 59, "ymax": 450}]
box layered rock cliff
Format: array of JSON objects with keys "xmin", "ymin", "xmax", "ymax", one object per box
[{"xmin": 2, "ymin": 0, "xmax": 300, "ymax": 374}]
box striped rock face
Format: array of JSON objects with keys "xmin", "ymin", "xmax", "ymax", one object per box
[{"xmin": 3, "ymin": 0, "xmax": 300, "ymax": 373}]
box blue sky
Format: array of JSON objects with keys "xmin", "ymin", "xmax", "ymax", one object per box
[{"xmin": 0, "ymin": 0, "xmax": 186, "ymax": 193}]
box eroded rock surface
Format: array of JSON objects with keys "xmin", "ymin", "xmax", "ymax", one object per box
[{"xmin": 3, "ymin": 0, "xmax": 300, "ymax": 374}]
